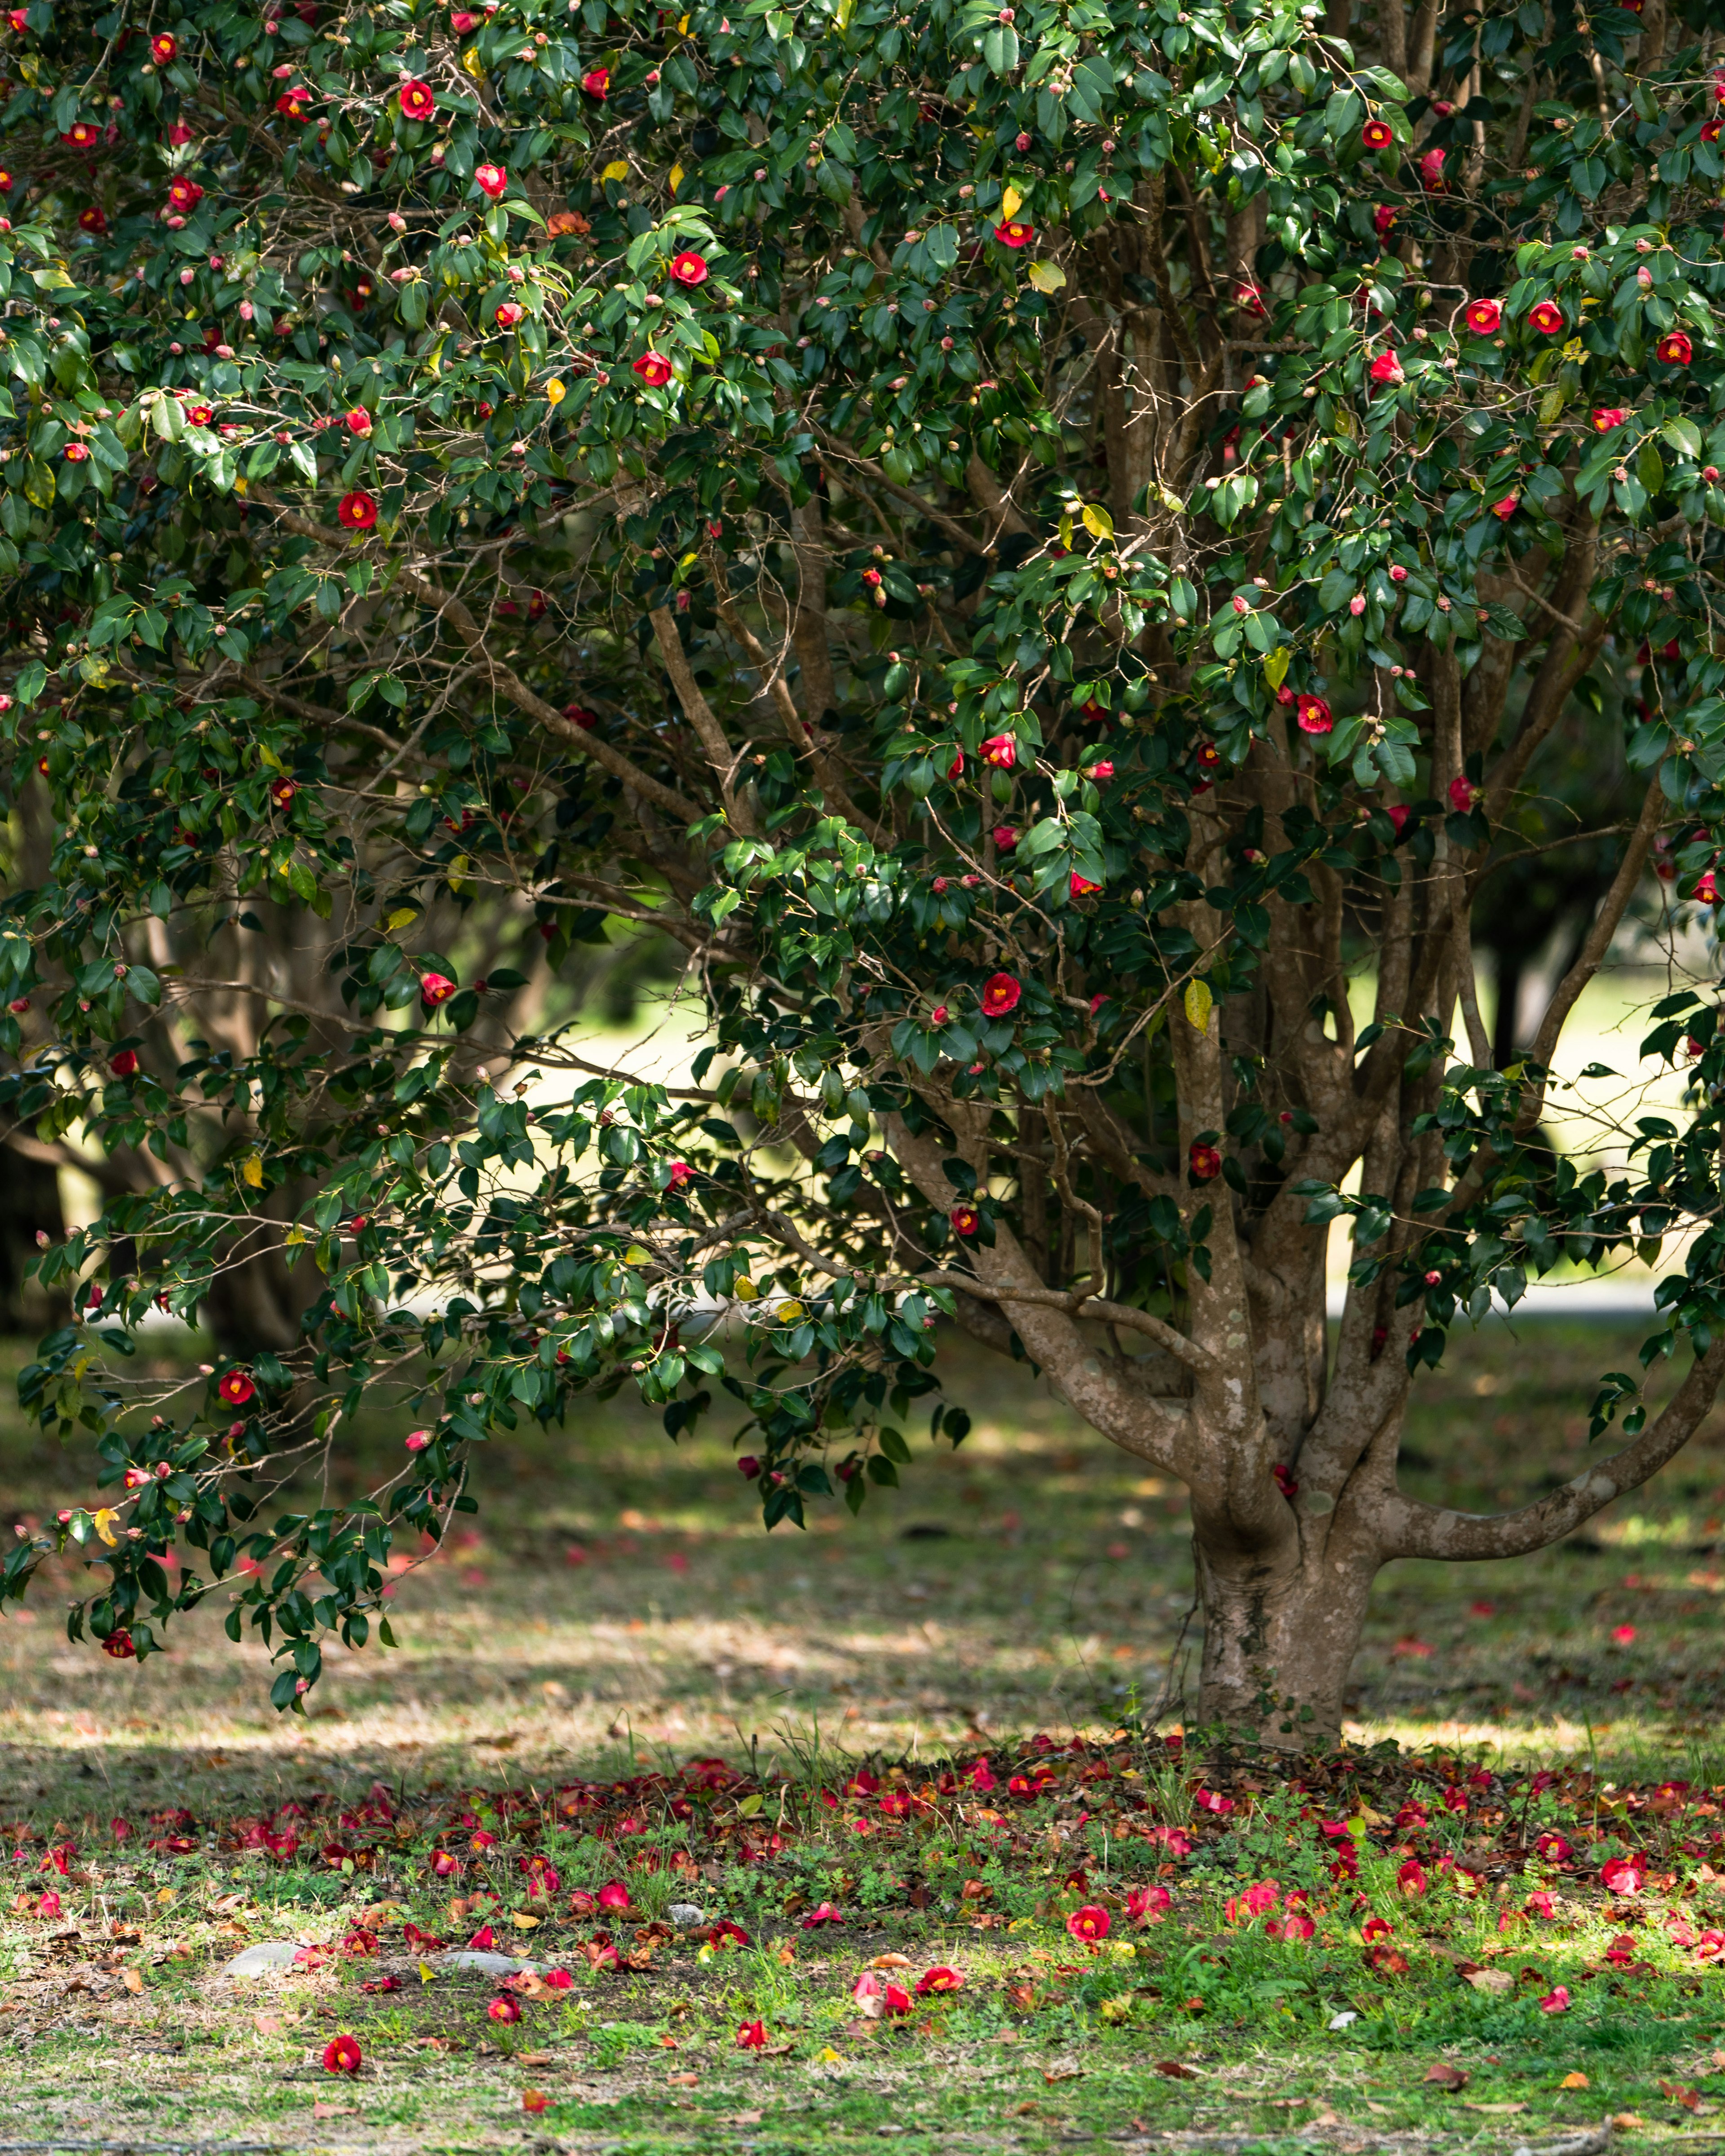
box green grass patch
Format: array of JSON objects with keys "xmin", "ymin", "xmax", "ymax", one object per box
[{"xmin": 2, "ymin": 1315, "xmax": 1725, "ymax": 2147}]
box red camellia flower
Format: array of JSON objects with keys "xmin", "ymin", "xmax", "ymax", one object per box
[
  {"xmin": 1360, "ymin": 119, "xmax": 1393, "ymax": 149},
  {"xmin": 950, "ymin": 1204, "xmax": 980, "ymax": 1238},
  {"xmin": 494, "ymin": 301, "xmax": 524, "ymax": 328},
  {"xmin": 993, "ymin": 220, "xmax": 1035, "ymax": 247},
  {"xmin": 981, "ymin": 972, "xmax": 1022, "ymax": 1017},
  {"xmin": 736, "ymin": 2019, "xmax": 768, "ymax": 2050},
  {"xmin": 1539, "ymin": 1985, "xmax": 1570, "ymax": 2015},
  {"xmin": 1492, "ymin": 493, "xmax": 1519, "ymax": 520},
  {"xmin": 1126, "ymin": 1884, "xmax": 1172, "ymax": 1924},
  {"xmin": 217, "ymin": 1369, "xmax": 257, "ymax": 1405},
  {"xmin": 109, "ymin": 1048, "xmax": 140, "ymax": 1077},
  {"xmin": 801, "ymin": 1900, "xmax": 844, "ymax": 1928},
  {"xmin": 582, "ymin": 66, "xmax": 610, "ymax": 98},
  {"xmin": 1463, "ymin": 297, "xmax": 1502, "ymax": 335},
  {"xmin": 632, "ymin": 350, "xmax": 673, "ymax": 387},
  {"xmin": 916, "ymin": 1966, "xmax": 964, "ymax": 1994},
  {"xmin": 77, "ymin": 205, "xmax": 106, "ymax": 234},
  {"xmin": 1368, "ymin": 349, "xmax": 1403, "ymax": 387},
  {"xmin": 1372, "ymin": 203, "xmax": 1397, "ymax": 237},
  {"xmin": 1189, "ymin": 1142, "xmax": 1221, "ymax": 1181},
  {"xmin": 322, "ymin": 2034, "xmax": 362, "ymax": 2073},
  {"xmin": 1526, "ymin": 300, "xmax": 1565, "ymax": 336},
  {"xmin": 1397, "ymin": 1857, "xmax": 1428, "ymax": 1895},
  {"xmin": 1448, "ymin": 774, "xmax": 1476, "ymax": 813},
  {"xmin": 62, "ymin": 440, "xmax": 92, "ymax": 462},
  {"xmin": 474, "ymin": 162, "xmax": 508, "ymax": 199},
  {"xmin": 669, "ymin": 250, "xmax": 708, "ymax": 286},
  {"xmin": 62, "ymin": 121, "xmax": 100, "ymax": 148},
  {"xmin": 1070, "ymin": 871, "xmax": 1101, "ymax": 897},
  {"xmin": 597, "ymin": 1879, "xmax": 632, "ymax": 1909},
  {"xmin": 337, "ymin": 490, "xmax": 378, "ymax": 530},
  {"xmin": 275, "ymin": 87, "xmax": 312, "ymax": 119},
  {"xmin": 151, "ymin": 31, "xmax": 179, "ymax": 62},
  {"xmin": 1066, "ymin": 1904, "xmax": 1110, "ymax": 1944},
  {"xmin": 167, "ymin": 176, "xmax": 203, "ymax": 213},
  {"xmin": 992, "ymin": 824, "xmax": 1017, "ymax": 850},
  {"xmin": 667, "ymin": 1160, "xmax": 694, "ymax": 1191},
  {"xmin": 487, "ymin": 1995, "xmax": 522, "ymax": 2023},
  {"xmin": 563, "ymin": 704, "xmax": 599, "ymax": 730},
  {"xmin": 1295, "ymin": 694, "xmax": 1332, "ymax": 735},
  {"xmin": 398, "ymin": 78, "xmax": 434, "ymax": 120},
  {"xmin": 979, "ymin": 733, "xmax": 1016, "ymax": 769},
  {"xmin": 451, "ymin": 7, "xmax": 480, "ymax": 27},
  {"xmin": 1591, "ymin": 407, "xmax": 1627, "ymax": 432},
  {"xmin": 342, "ymin": 408, "xmax": 372, "ymax": 437},
  {"xmin": 102, "ymin": 1629, "xmax": 136, "ymax": 1659},
  {"xmin": 1658, "ymin": 331, "xmax": 1693, "ymax": 366},
  {"xmin": 419, "ymin": 972, "xmax": 456, "ymax": 1006}
]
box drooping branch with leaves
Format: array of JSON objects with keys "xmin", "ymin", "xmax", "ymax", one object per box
[{"xmin": 0, "ymin": 0, "xmax": 1722, "ymax": 1739}]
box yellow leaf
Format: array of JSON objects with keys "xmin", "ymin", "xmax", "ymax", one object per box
[
  {"xmin": 258, "ymin": 743, "xmax": 284, "ymax": 771},
  {"xmin": 1183, "ymin": 978, "xmax": 1213, "ymax": 1034},
  {"xmin": 816, "ymin": 2047, "xmax": 843, "ymax": 2064},
  {"xmin": 92, "ymin": 1509, "xmax": 119, "ymax": 1548},
  {"xmin": 419, "ymin": 1960, "xmax": 437, "ymax": 1984},
  {"xmin": 461, "ymin": 44, "xmax": 484, "ymax": 75},
  {"xmin": 1080, "ymin": 501, "xmax": 1114, "ymax": 541},
  {"xmin": 284, "ymin": 1228, "xmax": 307, "ymax": 1247},
  {"xmin": 1000, "ymin": 185, "xmax": 1023, "ymax": 221},
  {"xmin": 624, "ymin": 1245, "xmax": 653, "ymax": 1264},
  {"xmin": 602, "ymin": 159, "xmax": 630, "ymax": 182},
  {"xmin": 121, "ymin": 1966, "xmax": 144, "ymax": 1994},
  {"xmin": 510, "ymin": 1912, "xmax": 540, "ymax": 1930},
  {"xmin": 1026, "ymin": 258, "xmax": 1066, "ymax": 294},
  {"xmin": 677, "ymin": 11, "xmax": 690, "ymax": 26},
  {"xmin": 544, "ymin": 377, "xmax": 566, "ymax": 406},
  {"xmin": 239, "ymin": 1154, "xmax": 264, "ymax": 1189},
  {"xmin": 733, "ymin": 1277, "xmax": 759, "ymax": 1301},
  {"xmin": 668, "ymin": 163, "xmax": 684, "ymax": 195},
  {"xmin": 384, "ymin": 906, "xmax": 418, "ymax": 932},
  {"xmin": 156, "ymin": 1886, "xmax": 177, "ymax": 1904},
  {"xmin": 775, "ymin": 1299, "xmax": 805, "ymax": 1325},
  {"xmin": 1263, "ymin": 647, "xmax": 1290, "ymax": 690}
]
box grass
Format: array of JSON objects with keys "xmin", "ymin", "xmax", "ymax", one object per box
[{"xmin": 2, "ymin": 1313, "xmax": 1725, "ymax": 2150}]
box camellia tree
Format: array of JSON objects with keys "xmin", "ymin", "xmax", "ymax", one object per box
[{"xmin": 0, "ymin": 0, "xmax": 1722, "ymax": 1742}]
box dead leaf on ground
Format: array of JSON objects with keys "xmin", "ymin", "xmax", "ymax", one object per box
[
  {"xmin": 1661, "ymin": 2081, "xmax": 1703, "ymax": 2112},
  {"xmin": 870, "ymin": 1953, "xmax": 913, "ymax": 1969},
  {"xmin": 252, "ymin": 2014, "xmax": 283, "ymax": 2035},
  {"xmin": 1613, "ymin": 2114, "xmax": 1647, "ymax": 2130},
  {"xmin": 119, "ymin": 1969, "xmax": 144, "ymax": 1995},
  {"xmin": 1464, "ymin": 1968, "xmax": 1513, "ymax": 1993},
  {"xmin": 667, "ymin": 2071, "xmax": 699, "ymax": 2087},
  {"xmin": 1462, "ymin": 2101, "xmax": 1528, "ymax": 2115},
  {"xmin": 725, "ymin": 2111, "xmax": 764, "ymax": 2127},
  {"xmin": 1424, "ymin": 2062, "xmax": 1469, "ymax": 2090},
  {"xmin": 1560, "ymin": 2072, "xmax": 1590, "ymax": 2090},
  {"xmin": 1155, "ymin": 2061, "xmax": 1198, "ymax": 2080}
]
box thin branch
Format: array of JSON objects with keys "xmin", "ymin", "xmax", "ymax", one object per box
[{"xmin": 1383, "ymin": 1339, "xmax": 1725, "ymax": 1561}]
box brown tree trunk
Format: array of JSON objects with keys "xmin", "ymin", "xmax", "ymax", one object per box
[{"xmin": 1194, "ymin": 1525, "xmax": 1376, "ymax": 1745}]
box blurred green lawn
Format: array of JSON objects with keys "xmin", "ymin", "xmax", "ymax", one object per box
[{"xmin": 2, "ymin": 1315, "xmax": 1723, "ymax": 1819}]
